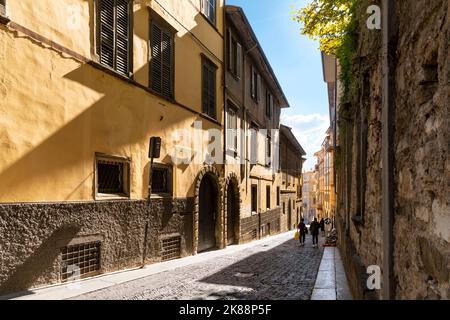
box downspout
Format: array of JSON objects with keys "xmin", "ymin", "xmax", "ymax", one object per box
[
  {"xmin": 223, "ymin": 1, "xmax": 227, "ymax": 247},
  {"xmin": 382, "ymin": 0, "xmax": 396, "ymax": 300}
]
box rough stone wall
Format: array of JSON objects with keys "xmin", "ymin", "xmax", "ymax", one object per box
[
  {"xmin": 337, "ymin": 0, "xmax": 449, "ymax": 300},
  {"xmin": 239, "ymin": 214, "xmax": 259, "ymax": 243},
  {"xmin": 0, "ymin": 198, "xmax": 194, "ymax": 295},
  {"xmin": 393, "ymin": 0, "xmax": 450, "ymax": 299}
]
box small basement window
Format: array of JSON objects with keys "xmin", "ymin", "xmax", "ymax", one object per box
[
  {"xmin": 95, "ymin": 154, "xmax": 130, "ymax": 198},
  {"xmin": 61, "ymin": 242, "xmax": 101, "ymax": 282}
]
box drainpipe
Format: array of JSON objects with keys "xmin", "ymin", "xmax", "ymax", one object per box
[
  {"xmin": 223, "ymin": 1, "xmax": 227, "ymax": 248},
  {"xmin": 382, "ymin": 0, "xmax": 396, "ymax": 300}
]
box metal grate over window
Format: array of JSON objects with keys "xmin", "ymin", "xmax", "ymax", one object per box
[
  {"xmin": 251, "ymin": 229, "xmax": 257, "ymax": 240},
  {"xmin": 161, "ymin": 236, "xmax": 181, "ymax": 262},
  {"xmin": 98, "ymin": 160, "xmax": 124, "ymax": 194},
  {"xmin": 61, "ymin": 242, "xmax": 101, "ymax": 282},
  {"xmin": 152, "ymin": 166, "xmax": 168, "ymax": 193}
]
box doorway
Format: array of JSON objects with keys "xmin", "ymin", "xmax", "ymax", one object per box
[
  {"xmin": 226, "ymin": 181, "xmax": 238, "ymax": 245},
  {"xmin": 198, "ymin": 174, "xmax": 218, "ymax": 252}
]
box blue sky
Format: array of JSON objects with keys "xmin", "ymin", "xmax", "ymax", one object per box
[{"xmin": 226, "ymin": 0, "xmax": 330, "ymax": 171}]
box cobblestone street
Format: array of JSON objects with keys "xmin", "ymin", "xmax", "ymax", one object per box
[{"xmin": 72, "ymin": 232, "xmax": 324, "ymax": 300}]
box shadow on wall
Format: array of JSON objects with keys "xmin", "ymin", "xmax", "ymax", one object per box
[
  {"xmin": 0, "ymin": 6, "xmax": 221, "ymax": 201},
  {"xmin": 0, "ymin": 5, "xmax": 222, "ymax": 296},
  {"xmin": 0, "ymin": 225, "xmax": 81, "ymax": 296}
]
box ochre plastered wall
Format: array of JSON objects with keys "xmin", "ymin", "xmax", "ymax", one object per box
[{"xmin": 0, "ymin": 0, "xmax": 224, "ymax": 202}]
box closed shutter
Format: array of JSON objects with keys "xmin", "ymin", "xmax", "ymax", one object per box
[
  {"xmin": 257, "ymin": 74, "xmax": 261, "ymax": 102},
  {"xmin": 227, "ymin": 30, "xmax": 232, "ymax": 72},
  {"xmin": 202, "ymin": 62, "xmax": 216, "ymax": 119},
  {"xmin": 98, "ymin": 0, "xmax": 130, "ymax": 76},
  {"xmin": 251, "ymin": 66, "xmax": 255, "ymax": 98},
  {"xmin": 151, "ymin": 24, "xmax": 173, "ymax": 97},
  {"xmin": 236, "ymin": 43, "xmax": 242, "ymax": 79}
]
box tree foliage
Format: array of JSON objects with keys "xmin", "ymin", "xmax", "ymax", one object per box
[{"xmin": 292, "ymin": 0, "xmax": 356, "ymax": 55}]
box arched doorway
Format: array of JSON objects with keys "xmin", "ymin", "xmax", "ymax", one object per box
[
  {"xmin": 198, "ymin": 174, "xmax": 218, "ymax": 252},
  {"xmin": 226, "ymin": 181, "xmax": 238, "ymax": 245}
]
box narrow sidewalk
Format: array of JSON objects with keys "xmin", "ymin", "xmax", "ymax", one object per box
[{"xmin": 311, "ymin": 246, "xmax": 353, "ymax": 300}]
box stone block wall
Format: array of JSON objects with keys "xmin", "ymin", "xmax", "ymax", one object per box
[{"xmin": 0, "ymin": 198, "xmax": 194, "ymax": 296}]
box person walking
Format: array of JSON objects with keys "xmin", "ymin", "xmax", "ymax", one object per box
[
  {"xmin": 310, "ymin": 218, "xmax": 320, "ymax": 248},
  {"xmin": 319, "ymin": 218, "xmax": 325, "ymax": 237},
  {"xmin": 297, "ymin": 218, "xmax": 307, "ymax": 246}
]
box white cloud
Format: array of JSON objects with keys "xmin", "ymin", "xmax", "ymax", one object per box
[{"xmin": 281, "ymin": 113, "xmax": 330, "ymax": 171}]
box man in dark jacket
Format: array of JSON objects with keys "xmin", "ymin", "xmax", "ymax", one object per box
[
  {"xmin": 310, "ymin": 218, "xmax": 320, "ymax": 247},
  {"xmin": 319, "ymin": 218, "xmax": 325, "ymax": 237},
  {"xmin": 297, "ymin": 218, "xmax": 307, "ymax": 246}
]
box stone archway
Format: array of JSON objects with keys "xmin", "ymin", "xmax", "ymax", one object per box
[
  {"xmin": 193, "ymin": 166, "xmax": 223, "ymax": 254},
  {"xmin": 224, "ymin": 173, "xmax": 241, "ymax": 246}
]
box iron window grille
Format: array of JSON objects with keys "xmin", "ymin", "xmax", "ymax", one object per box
[
  {"xmin": 161, "ymin": 236, "xmax": 181, "ymax": 262},
  {"xmin": 61, "ymin": 242, "xmax": 101, "ymax": 282},
  {"xmin": 96, "ymin": 155, "xmax": 130, "ymax": 198},
  {"xmin": 96, "ymin": 0, "xmax": 132, "ymax": 77},
  {"xmin": 151, "ymin": 163, "xmax": 172, "ymax": 195}
]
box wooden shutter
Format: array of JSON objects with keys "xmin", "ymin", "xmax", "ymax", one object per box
[
  {"xmin": 99, "ymin": 0, "xmax": 130, "ymax": 76},
  {"xmin": 151, "ymin": 24, "xmax": 162, "ymax": 93},
  {"xmin": 161, "ymin": 30, "xmax": 172, "ymax": 97},
  {"xmin": 251, "ymin": 66, "xmax": 255, "ymax": 98},
  {"xmin": 151, "ymin": 24, "xmax": 173, "ymax": 97},
  {"xmin": 257, "ymin": 74, "xmax": 261, "ymax": 102},
  {"xmin": 227, "ymin": 31, "xmax": 232, "ymax": 72},
  {"xmin": 203, "ymin": 62, "xmax": 216, "ymax": 118},
  {"xmin": 115, "ymin": 0, "xmax": 130, "ymax": 76},
  {"xmin": 99, "ymin": 0, "xmax": 115, "ymax": 69},
  {"xmin": 236, "ymin": 43, "xmax": 242, "ymax": 79}
]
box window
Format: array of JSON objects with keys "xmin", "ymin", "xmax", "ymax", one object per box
[
  {"xmin": 227, "ymin": 106, "xmax": 238, "ymax": 152},
  {"xmin": 95, "ymin": 155, "xmax": 130, "ymax": 198},
  {"xmin": 228, "ymin": 31, "xmax": 242, "ymax": 79},
  {"xmin": 0, "ymin": 0, "xmax": 6, "ymax": 17},
  {"xmin": 266, "ymin": 91, "xmax": 273, "ymax": 118},
  {"xmin": 97, "ymin": 0, "xmax": 132, "ymax": 76},
  {"xmin": 251, "ymin": 184, "xmax": 258, "ymax": 213},
  {"xmin": 266, "ymin": 186, "xmax": 271, "ymax": 209},
  {"xmin": 266, "ymin": 134, "xmax": 271, "ymax": 166},
  {"xmin": 202, "ymin": 59, "xmax": 217, "ymax": 119},
  {"xmin": 251, "ymin": 67, "xmax": 261, "ymax": 102},
  {"xmin": 276, "ymin": 187, "xmax": 280, "ymax": 206},
  {"xmin": 150, "ymin": 163, "xmax": 172, "ymax": 195},
  {"xmin": 61, "ymin": 242, "xmax": 101, "ymax": 282},
  {"xmin": 283, "ymin": 202, "xmax": 285, "ymax": 214},
  {"xmin": 249, "ymin": 125, "xmax": 258, "ymax": 165},
  {"xmin": 201, "ymin": 0, "xmax": 216, "ymax": 25},
  {"xmin": 150, "ymin": 22, "xmax": 174, "ymax": 98}
]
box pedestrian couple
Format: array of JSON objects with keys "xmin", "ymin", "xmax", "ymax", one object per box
[{"xmin": 297, "ymin": 218, "xmax": 321, "ymax": 247}]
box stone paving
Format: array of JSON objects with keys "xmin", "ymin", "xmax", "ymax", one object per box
[{"xmin": 72, "ymin": 232, "xmax": 324, "ymax": 300}]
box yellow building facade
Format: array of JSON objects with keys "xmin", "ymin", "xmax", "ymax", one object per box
[{"xmin": 0, "ymin": 0, "xmax": 226, "ymax": 294}]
